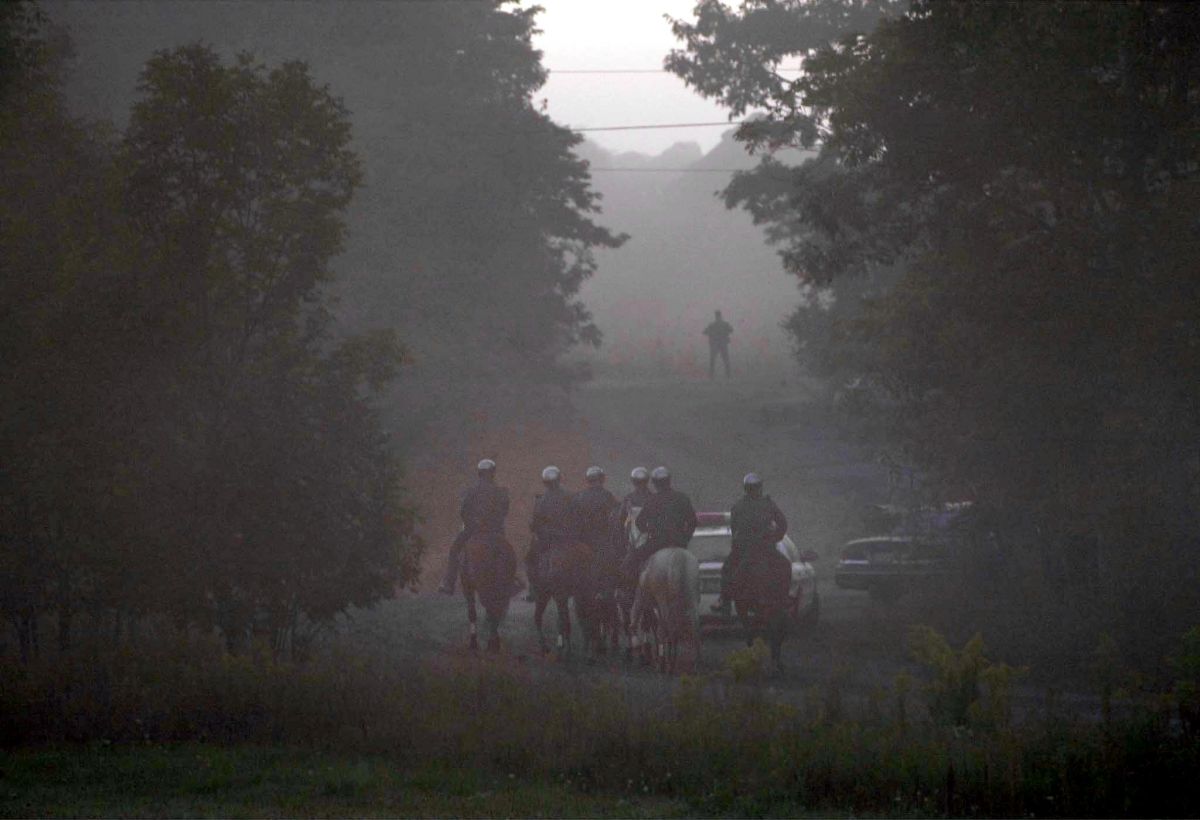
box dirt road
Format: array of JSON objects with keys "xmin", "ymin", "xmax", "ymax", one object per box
[{"xmin": 340, "ymin": 374, "xmax": 924, "ymax": 698}]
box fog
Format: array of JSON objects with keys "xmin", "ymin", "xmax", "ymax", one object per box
[
  {"xmin": 574, "ymin": 134, "xmax": 809, "ymax": 379},
  {"xmin": 6, "ymin": 1, "xmax": 1200, "ymax": 815}
]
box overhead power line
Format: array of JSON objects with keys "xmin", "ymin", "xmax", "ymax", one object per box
[
  {"xmin": 588, "ymin": 167, "xmax": 748, "ymax": 173},
  {"xmin": 548, "ymin": 68, "xmax": 805, "ymax": 74},
  {"xmin": 573, "ymin": 121, "xmax": 744, "ymax": 132}
]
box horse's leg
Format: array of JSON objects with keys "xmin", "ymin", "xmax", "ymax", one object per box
[
  {"xmin": 486, "ymin": 610, "xmax": 501, "ymax": 653},
  {"xmin": 770, "ymin": 608, "xmax": 786, "ymax": 672},
  {"xmin": 534, "ymin": 595, "xmax": 550, "ymax": 654},
  {"xmin": 605, "ymin": 592, "xmax": 618, "ymax": 652},
  {"xmin": 556, "ymin": 593, "xmax": 571, "ymax": 657},
  {"xmin": 464, "ymin": 586, "xmax": 479, "ymax": 651},
  {"xmin": 618, "ymin": 589, "xmax": 635, "ymax": 663},
  {"xmin": 735, "ymin": 602, "xmax": 755, "ymax": 648}
]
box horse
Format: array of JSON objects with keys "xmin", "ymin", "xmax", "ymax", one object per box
[
  {"xmin": 461, "ymin": 534, "xmax": 515, "ymax": 652},
  {"xmin": 629, "ymin": 547, "xmax": 701, "ymax": 674},
  {"xmin": 531, "ymin": 539, "xmax": 595, "ymax": 658},
  {"xmin": 609, "ymin": 505, "xmax": 648, "ymax": 662},
  {"xmin": 586, "ymin": 547, "xmax": 624, "ymax": 659},
  {"xmin": 730, "ymin": 543, "xmax": 793, "ymax": 671}
]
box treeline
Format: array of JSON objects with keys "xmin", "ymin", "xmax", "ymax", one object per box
[
  {"xmin": 0, "ymin": 4, "xmax": 421, "ymax": 657},
  {"xmin": 2, "ymin": 1, "xmax": 625, "ymax": 657},
  {"xmin": 669, "ymin": 1, "xmax": 1200, "ymax": 666}
]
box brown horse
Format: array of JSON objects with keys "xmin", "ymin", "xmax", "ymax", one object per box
[
  {"xmin": 461, "ymin": 534, "xmax": 515, "ymax": 652},
  {"xmin": 730, "ymin": 545, "xmax": 792, "ymax": 671},
  {"xmin": 629, "ymin": 547, "xmax": 701, "ymax": 674},
  {"xmin": 532, "ymin": 539, "xmax": 595, "ymax": 658}
]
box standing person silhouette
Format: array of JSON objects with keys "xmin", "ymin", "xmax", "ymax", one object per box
[{"xmin": 704, "ymin": 309, "xmax": 733, "ymax": 379}]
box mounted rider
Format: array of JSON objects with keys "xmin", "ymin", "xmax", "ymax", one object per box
[
  {"xmin": 569, "ymin": 466, "xmax": 620, "ymax": 557},
  {"xmin": 612, "ymin": 466, "xmax": 653, "ymax": 554},
  {"xmin": 711, "ymin": 472, "xmax": 788, "ymax": 615},
  {"xmin": 623, "ymin": 466, "xmax": 697, "ymax": 581},
  {"xmin": 439, "ymin": 459, "xmax": 519, "ymax": 596},
  {"xmin": 526, "ymin": 465, "xmax": 573, "ymax": 598}
]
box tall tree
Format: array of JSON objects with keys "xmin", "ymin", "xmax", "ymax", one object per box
[
  {"xmin": 669, "ymin": 1, "xmax": 1200, "ymax": 647},
  {"xmin": 1, "ymin": 27, "xmax": 421, "ymax": 653}
]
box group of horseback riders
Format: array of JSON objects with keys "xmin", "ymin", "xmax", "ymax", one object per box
[{"xmin": 439, "ymin": 459, "xmax": 789, "ymax": 618}]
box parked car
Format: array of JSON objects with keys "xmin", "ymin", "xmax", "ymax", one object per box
[
  {"xmin": 834, "ymin": 535, "xmax": 949, "ymax": 601},
  {"xmin": 690, "ymin": 512, "xmax": 819, "ymax": 628}
]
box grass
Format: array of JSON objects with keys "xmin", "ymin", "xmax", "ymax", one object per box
[
  {"xmin": 4, "ymin": 627, "xmax": 1200, "ymax": 817},
  {"xmin": 0, "ymin": 745, "xmax": 685, "ymax": 818}
]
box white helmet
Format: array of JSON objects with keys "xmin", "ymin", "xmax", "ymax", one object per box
[
  {"xmin": 651, "ymin": 466, "xmax": 671, "ymax": 486},
  {"xmin": 477, "ymin": 459, "xmax": 497, "ymax": 474},
  {"xmin": 585, "ymin": 465, "xmax": 605, "ymax": 481},
  {"xmin": 630, "ymin": 466, "xmax": 649, "ymax": 483},
  {"xmin": 541, "ymin": 465, "xmax": 561, "ymax": 483},
  {"xmin": 743, "ymin": 472, "xmax": 762, "ymax": 488}
]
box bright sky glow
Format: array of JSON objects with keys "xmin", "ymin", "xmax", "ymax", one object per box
[{"xmin": 531, "ymin": 0, "xmax": 735, "ymax": 155}]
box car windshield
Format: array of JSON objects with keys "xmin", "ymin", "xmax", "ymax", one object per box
[{"xmin": 690, "ymin": 533, "xmax": 731, "ymax": 564}]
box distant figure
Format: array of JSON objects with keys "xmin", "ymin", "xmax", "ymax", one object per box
[{"xmin": 704, "ymin": 309, "xmax": 733, "ymax": 379}]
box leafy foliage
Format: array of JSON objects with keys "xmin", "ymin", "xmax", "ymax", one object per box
[
  {"xmin": 328, "ymin": 3, "xmax": 628, "ymax": 381},
  {"xmin": 668, "ymin": 0, "xmax": 1200, "ymax": 652},
  {"xmin": 5, "ymin": 627, "xmax": 1200, "ymax": 817},
  {"xmin": 1, "ymin": 25, "xmax": 418, "ymax": 654}
]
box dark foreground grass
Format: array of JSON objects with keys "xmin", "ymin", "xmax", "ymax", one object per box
[
  {"xmin": 4, "ymin": 629, "xmax": 1200, "ymax": 817},
  {"xmin": 0, "ymin": 745, "xmax": 686, "ymax": 819}
]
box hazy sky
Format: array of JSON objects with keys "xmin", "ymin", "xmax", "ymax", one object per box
[{"xmin": 533, "ymin": 0, "xmax": 735, "ymax": 156}]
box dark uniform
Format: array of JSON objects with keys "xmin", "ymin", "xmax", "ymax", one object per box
[
  {"xmin": 721, "ymin": 493, "xmax": 788, "ymax": 600},
  {"xmin": 441, "ymin": 479, "xmax": 512, "ymax": 593},
  {"xmin": 570, "ymin": 484, "xmax": 620, "ymax": 555},
  {"xmin": 626, "ymin": 487, "xmax": 697, "ymax": 575},
  {"xmin": 526, "ymin": 484, "xmax": 573, "ymax": 589},
  {"xmin": 704, "ymin": 312, "xmax": 733, "ymax": 379}
]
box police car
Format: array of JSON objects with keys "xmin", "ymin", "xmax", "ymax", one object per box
[{"xmin": 691, "ymin": 512, "xmax": 819, "ymax": 628}]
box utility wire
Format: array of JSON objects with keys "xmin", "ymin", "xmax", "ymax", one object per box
[
  {"xmin": 573, "ymin": 121, "xmax": 744, "ymax": 132},
  {"xmin": 588, "ymin": 167, "xmax": 749, "ymax": 172},
  {"xmin": 548, "ymin": 68, "xmax": 805, "ymax": 74}
]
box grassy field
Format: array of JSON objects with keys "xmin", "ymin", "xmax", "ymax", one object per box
[
  {"xmin": 4, "ymin": 626, "xmax": 1200, "ymax": 817},
  {"xmin": 0, "ymin": 745, "xmax": 686, "ymax": 819}
]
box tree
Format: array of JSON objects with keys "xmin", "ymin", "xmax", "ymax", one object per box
[
  {"xmin": 1, "ymin": 30, "xmax": 421, "ymax": 654},
  {"xmin": 669, "ymin": 1, "xmax": 1200, "ymax": 652},
  {"xmin": 117, "ymin": 44, "xmax": 416, "ymax": 646},
  {"xmin": 325, "ymin": 2, "xmax": 627, "ymax": 384}
]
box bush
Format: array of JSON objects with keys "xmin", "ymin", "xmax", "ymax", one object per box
[{"xmin": 5, "ymin": 627, "xmax": 1200, "ymax": 816}]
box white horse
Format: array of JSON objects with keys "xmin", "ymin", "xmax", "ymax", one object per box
[{"xmin": 629, "ymin": 546, "xmax": 701, "ymax": 673}]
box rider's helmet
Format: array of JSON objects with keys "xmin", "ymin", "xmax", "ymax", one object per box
[
  {"xmin": 743, "ymin": 472, "xmax": 763, "ymax": 495},
  {"xmin": 650, "ymin": 466, "xmax": 671, "ymax": 489},
  {"xmin": 477, "ymin": 458, "xmax": 497, "ymax": 476},
  {"xmin": 585, "ymin": 465, "xmax": 605, "ymax": 484},
  {"xmin": 630, "ymin": 466, "xmax": 649, "ymax": 485},
  {"xmin": 541, "ymin": 465, "xmax": 561, "ymax": 484}
]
